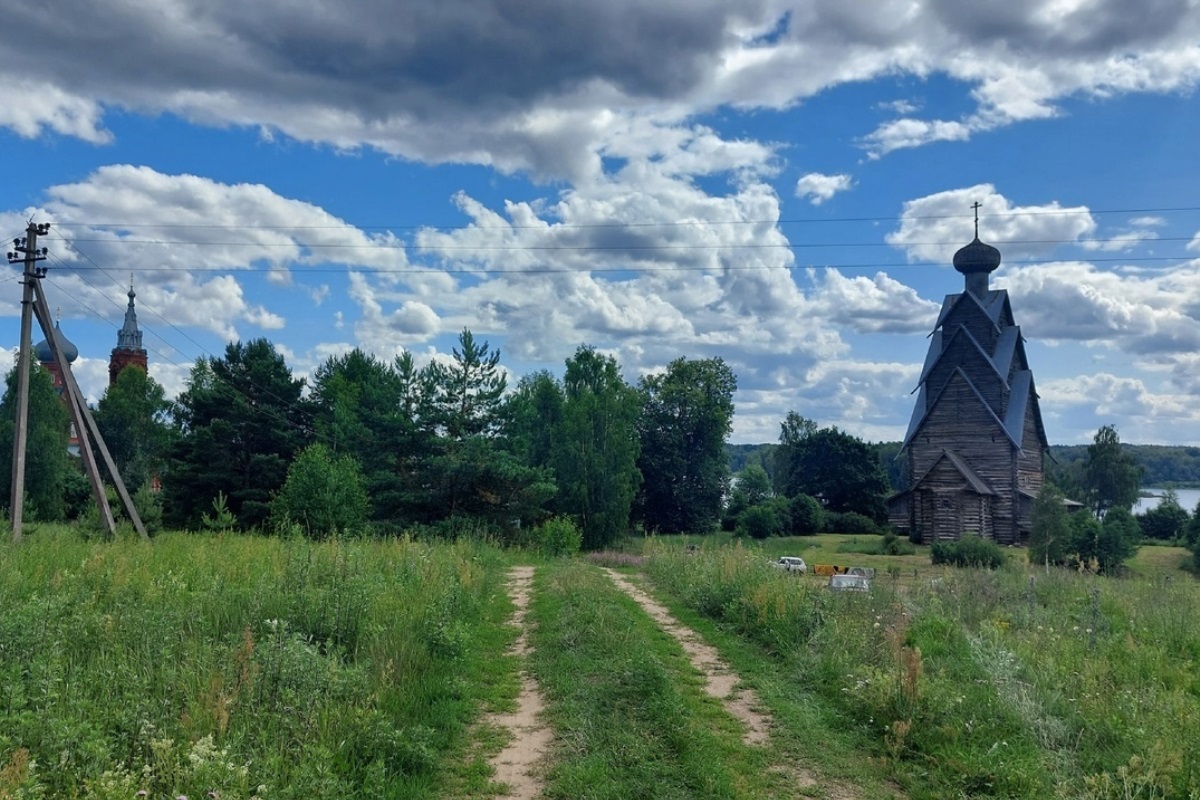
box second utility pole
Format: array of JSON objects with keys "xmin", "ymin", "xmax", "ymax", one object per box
[{"xmin": 7, "ymin": 221, "xmax": 48, "ymax": 542}]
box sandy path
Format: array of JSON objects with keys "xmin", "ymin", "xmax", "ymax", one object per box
[
  {"xmin": 601, "ymin": 567, "xmax": 771, "ymax": 745},
  {"xmin": 601, "ymin": 567, "xmax": 869, "ymax": 800},
  {"xmin": 485, "ymin": 566, "xmax": 552, "ymax": 799}
]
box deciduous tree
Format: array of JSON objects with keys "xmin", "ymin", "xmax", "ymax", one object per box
[
  {"xmin": 636, "ymin": 357, "xmax": 736, "ymax": 533},
  {"xmin": 1029, "ymin": 484, "xmax": 1071, "ymax": 569},
  {"xmin": 271, "ymin": 443, "xmax": 368, "ymax": 539},
  {"xmin": 0, "ymin": 364, "xmax": 71, "ymax": 521},
  {"xmin": 773, "ymin": 413, "xmax": 889, "ymax": 520},
  {"xmin": 1082, "ymin": 425, "xmax": 1142, "ymax": 518},
  {"xmin": 555, "ymin": 346, "xmax": 641, "ymax": 549},
  {"xmin": 94, "ymin": 365, "xmax": 173, "ymax": 492}
]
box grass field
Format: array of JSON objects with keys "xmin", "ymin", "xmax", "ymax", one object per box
[
  {"xmin": 641, "ymin": 534, "xmax": 1200, "ymax": 798},
  {"xmin": 0, "ymin": 528, "xmax": 517, "ymax": 799},
  {"xmin": 2, "ymin": 528, "xmax": 1197, "ymax": 799}
]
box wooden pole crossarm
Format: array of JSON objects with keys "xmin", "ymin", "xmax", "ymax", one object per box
[
  {"xmin": 29, "ymin": 292, "xmax": 118, "ymax": 538},
  {"xmin": 30, "ymin": 282, "xmax": 148, "ymax": 539}
]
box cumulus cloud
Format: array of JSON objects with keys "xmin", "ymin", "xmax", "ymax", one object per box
[
  {"xmin": 1001, "ymin": 259, "xmax": 1200, "ymax": 355},
  {"xmin": 795, "ymin": 172, "xmax": 854, "ymax": 205},
  {"xmin": 3, "ymin": 1, "xmax": 1200, "ymax": 175},
  {"xmin": 2, "ymin": 166, "xmax": 409, "ymax": 341},
  {"xmin": 807, "ymin": 269, "xmax": 939, "ymax": 333},
  {"xmin": 1037, "ymin": 370, "xmax": 1199, "ymax": 443},
  {"xmin": 886, "ymin": 183, "xmax": 1096, "ymax": 263}
]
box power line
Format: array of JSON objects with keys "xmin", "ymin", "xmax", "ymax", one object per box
[
  {"xmin": 49, "ymin": 239, "xmax": 228, "ymax": 368},
  {"xmin": 38, "ymin": 203, "xmax": 1200, "ymax": 232},
  {"xmin": 45, "ymin": 235, "xmax": 1200, "ymax": 251},
  {"xmin": 42, "ymin": 253, "xmax": 1200, "ymax": 276},
  {"xmin": 42, "ymin": 271, "xmax": 191, "ymax": 377}
]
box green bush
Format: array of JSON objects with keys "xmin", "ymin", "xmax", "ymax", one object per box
[
  {"xmin": 787, "ymin": 493, "xmax": 824, "ymax": 535},
  {"xmin": 823, "ymin": 510, "xmax": 881, "ymax": 534},
  {"xmin": 930, "ymin": 535, "xmax": 1006, "ymax": 569},
  {"xmin": 133, "ymin": 484, "xmax": 164, "ymax": 534},
  {"xmin": 835, "ymin": 533, "xmax": 915, "ymax": 556},
  {"xmin": 537, "ymin": 516, "xmax": 582, "ymax": 557},
  {"xmin": 737, "ymin": 504, "xmax": 780, "ymax": 539},
  {"xmin": 270, "ymin": 444, "xmax": 368, "ymax": 539}
]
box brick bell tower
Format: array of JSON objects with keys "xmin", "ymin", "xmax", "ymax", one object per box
[{"xmin": 109, "ymin": 277, "xmax": 148, "ymax": 385}]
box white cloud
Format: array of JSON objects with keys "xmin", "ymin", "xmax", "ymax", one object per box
[
  {"xmin": 3, "ymin": 1, "xmax": 1199, "ymax": 175},
  {"xmin": 886, "ymin": 183, "xmax": 1096, "ymax": 263},
  {"xmin": 4, "ymin": 166, "xmax": 411, "ymax": 343},
  {"xmin": 1001, "ymin": 259, "xmax": 1200, "ymax": 355},
  {"xmin": 807, "ymin": 269, "xmax": 939, "ymax": 333},
  {"xmin": 795, "ymin": 172, "xmax": 854, "ymax": 205},
  {"xmin": 0, "ymin": 77, "xmax": 109, "ymax": 143}
]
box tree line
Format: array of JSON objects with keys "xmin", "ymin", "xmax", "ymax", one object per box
[{"xmin": 0, "ymin": 332, "xmax": 744, "ymax": 548}]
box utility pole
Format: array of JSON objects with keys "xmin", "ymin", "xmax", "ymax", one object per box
[
  {"xmin": 6, "ymin": 222, "xmax": 147, "ymax": 541},
  {"xmin": 7, "ymin": 221, "xmax": 48, "ymax": 541}
]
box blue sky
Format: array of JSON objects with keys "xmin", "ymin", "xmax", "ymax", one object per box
[{"xmin": 3, "ymin": 0, "xmax": 1200, "ymax": 445}]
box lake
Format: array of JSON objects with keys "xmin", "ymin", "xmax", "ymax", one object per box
[{"xmin": 1132, "ymin": 487, "xmax": 1200, "ymax": 515}]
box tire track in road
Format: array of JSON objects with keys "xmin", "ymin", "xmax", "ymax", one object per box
[
  {"xmin": 601, "ymin": 567, "xmax": 771, "ymax": 745},
  {"xmin": 602, "ymin": 567, "xmax": 869, "ymax": 800},
  {"xmin": 485, "ymin": 566, "xmax": 552, "ymax": 799}
]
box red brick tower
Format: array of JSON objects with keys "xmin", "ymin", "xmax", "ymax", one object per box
[{"xmin": 109, "ymin": 280, "xmax": 148, "ymax": 385}]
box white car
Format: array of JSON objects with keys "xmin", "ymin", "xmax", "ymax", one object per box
[
  {"xmin": 772, "ymin": 556, "xmax": 808, "ymax": 574},
  {"xmin": 828, "ymin": 574, "xmax": 870, "ymax": 592}
]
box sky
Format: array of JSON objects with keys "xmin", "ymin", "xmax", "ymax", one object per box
[{"xmin": 3, "ymin": 0, "xmax": 1200, "ymax": 446}]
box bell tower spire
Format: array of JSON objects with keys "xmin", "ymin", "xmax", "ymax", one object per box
[{"xmin": 109, "ymin": 276, "xmax": 148, "ymax": 385}]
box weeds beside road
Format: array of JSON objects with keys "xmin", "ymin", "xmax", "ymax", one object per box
[{"xmin": 643, "ymin": 539, "xmax": 1200, "ymax": 799}]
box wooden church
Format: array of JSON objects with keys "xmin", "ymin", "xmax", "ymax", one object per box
[{"xmin": 887, "ymin": 220, "xmax": 1049, "ymax": 544}]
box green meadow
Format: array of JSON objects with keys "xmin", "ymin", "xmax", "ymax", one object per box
[
  {"xmin": 2, "ymin": 530, "xmax": 1198, "ymax": 799},
  {"xmin": 0, "ymin": 529, "xmax": 515, "ymax": 799}
]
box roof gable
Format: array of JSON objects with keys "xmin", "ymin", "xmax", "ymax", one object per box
[
  {"xmin": 902, "ymin": 367, "xmax": 1016, "ymax": 450},
  {"xmin": 917, "ymin": 323, "xmax": 1008, "ymax": 389},
  {"xmin": 933, "ymin": 289, "xmax": 1013, "ymax": 332},
  {"xmin": 912, "ymin": 449, "xmax": 997, "ymax": 495}
]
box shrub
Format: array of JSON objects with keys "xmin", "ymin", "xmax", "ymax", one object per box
[
  {"xmin": 133, "ymin": 484, "xmax": 164, "ymax": 535},
  {"xmin": 537, "ymin": 517, "xmax": 582, "ymax": 557},
  {"xmin": 721, "ymin": 489, "xmax": 748, "ymax": 532},
  {"xmin": 787, "ymin": 493, "xmax": 824, "ymax": 536},
  {"xmin": 930, "ymin": 535, "xmax": 1005, "ymax": 569},
  {"xmin": 835, "ymin": 531, "xmax": 916, "ymax": 556},
  {"xmin": 737, "ymin": 503, "xmax": 781, "ymax": 540},
  {"xmin": 823, "ymin": 510, "xmax": 881, "ymax": 535},
  {"xmin": 881, "ymin": 530, "xmax": 914, "ymax": 555},
  {"xmin": 270, "ymin": 444, "xmax": 368, "ymax": 539}
]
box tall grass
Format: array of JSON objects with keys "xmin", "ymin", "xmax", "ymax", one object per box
[
  {"xmin": 528, "ymin": 561, "xmax": 784, "ymax": 799},
  {"xmin": 0, "ymin": 528, "xmax": 512, "ymax": 799},
  {"xmin": 644, "ymin": 541, "xmax": 1200, "ymax": 799}
]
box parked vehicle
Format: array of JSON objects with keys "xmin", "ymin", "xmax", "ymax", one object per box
[
  {"xmin": 813, "ymin": 564, "xmax": 876, "ymax": 578},
  {"xmin": 827, "ymin": 574, "xmax": 870, "ymax": 592},
  {"xmin": 772, "ymin": 556, "xmax": 808, "ymax": 574}
]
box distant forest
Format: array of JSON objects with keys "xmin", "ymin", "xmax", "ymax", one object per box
[{"xmin": 727, "ymin": 442, "xmax": 1200, "ymax": 491}]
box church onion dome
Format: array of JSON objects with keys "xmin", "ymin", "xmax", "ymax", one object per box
[
  {"xmin": 35, "ymin": 321, "xmax": 79, "ymax": 364},
  {"xmin": 953, "ymin": 236, "xmax": 1002, "ymax": 275}
]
